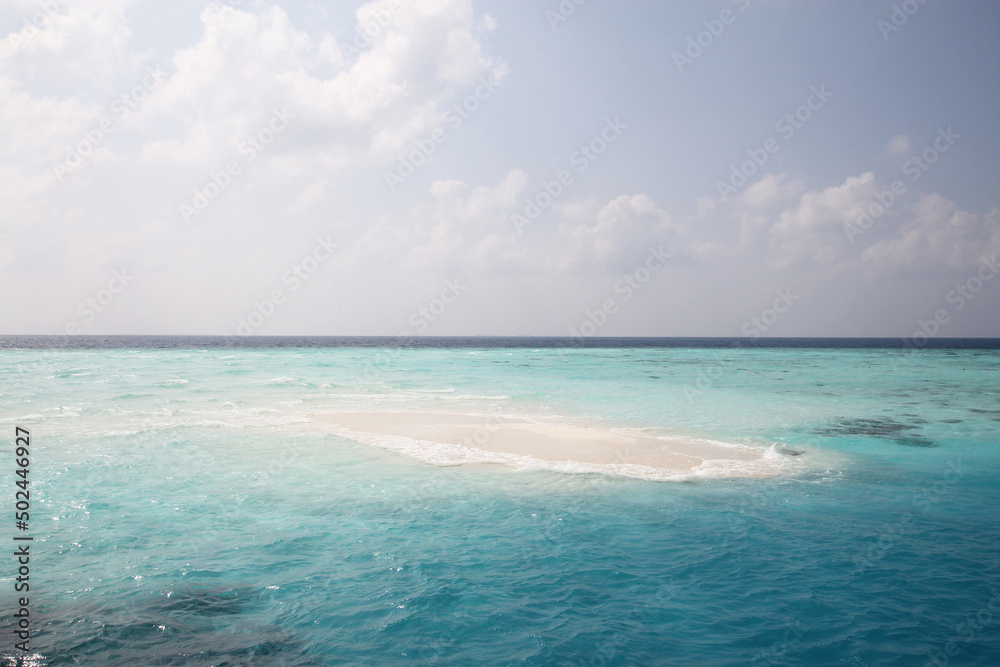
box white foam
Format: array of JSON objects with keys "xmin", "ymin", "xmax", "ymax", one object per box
[
  {"xmin": 319, "ymin": 419, "xmax": 799, "ymax": 482},
  {"xmin": 0, "ymin": 413, "xmax": 44, "ymax": 423}
]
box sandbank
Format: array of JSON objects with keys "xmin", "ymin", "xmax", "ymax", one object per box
[{"xmin": 308, "ymin": 411, "xmax": 782, "ymax": 479}]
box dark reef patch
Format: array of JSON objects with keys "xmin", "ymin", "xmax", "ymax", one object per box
[{"xmin": 815, "ymin": 416, "xmax": 937, "ymax": 448}]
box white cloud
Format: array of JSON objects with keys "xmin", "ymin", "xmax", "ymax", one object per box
[
  {"xmin": 0, "ymin": 0, "xmax": 140, "ymax": 170},
  {"xmin": 287, "ymin": 178, "xmax": 328, "ymax": 213},
  {"xmin": 768, "ymin": 172, "xmax": 879, "ymax": 269},
  {"xmin": 0, "ymin": 83, "xmax": 97, "ymax": 165},
  {"xmin": 556, "ymin": 194, "xmax": 673, "ymax": 271},
  {"xmin": 861, "ymin": 194, "xmax": 1000, "ymax": 274},
  {"xmin": 342, "ymin": 168, "xmax": 526, "ymax": 273},
  {"xmin": 740, "ymin": 172, "xmax": 805, "ymax": 209},
  {"xmin": 2, "ymin": 0, "xmax": 137, "ymax": 86},
  {"xmin": 735, "ymin": 171, "xmax": 1000, "ymax": 278},
  {"xmin": 696, "ymin": 196, "xmax": 715, "ymax": 218},
  {"xmin": 0, "ymin": 1, "xmax": 995, "ymax": 337},
  {"xmin": 887, "ymin": 134, "xmax": 911, "ymax": 156},
  {"xmin": 345, "ymin": 170, "xmax": 676, "ymax": 277},
  {"xmin": 140, "ymin": 0, "xmax": 505, "ymax": 168}
]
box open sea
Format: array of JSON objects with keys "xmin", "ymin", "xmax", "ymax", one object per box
[{"xmin": 1, "ymin": 337, "xmax": 999, "ymax": 666}]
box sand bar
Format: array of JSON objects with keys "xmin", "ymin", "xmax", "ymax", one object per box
[{"xmin": 309, "ymin": 411, "xmax": 773, "ymax": 476}]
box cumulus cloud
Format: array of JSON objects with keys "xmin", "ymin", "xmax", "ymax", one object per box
[
  {"xmin": 1, "ymin": 0, "xmax": 137, "ymax": 86},
  {"xmin": 0, "ymin": 0, "xmax": 138, "ymax": 169},
  {"xmin": 726, "ymin": 172, "xmax": 1000, "ymax": 279},
  {"xmin": 406, "ymin": 169, "xmax": 529, "ymax": 270},
  {"xmin": 740, "ymin": 172, "xmax": 805, "ymax": 209},
  {"xmin": 861, "ymin": 194, "xmax": 1000, "ymax": 274},
  {"xmin": 345, "ymin": 169, "xmax": 676, "ymax": 276},
  {"xmin": 556, "ymin": 194, "xmax": 673, "ymax": 271},
  {"xmin": 140, "ymin": 0, "xmax": 505, "ymax": 168},
  {"xmin": 767, "ymin": 172, "xmax": 879, "ymax": 269}
]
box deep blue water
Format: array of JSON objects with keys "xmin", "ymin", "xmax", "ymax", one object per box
[
  {"xmin": 2, "ymin": 335, "xmax": 1000, "ymax": 349},
  {"xmin": 0, "ymin": 339, "xmax": 998, "ymax": 665}
]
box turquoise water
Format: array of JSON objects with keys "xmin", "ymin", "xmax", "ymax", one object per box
[{"xmin": 2, "ymin": 344, "xmax": 999, "ymax": 665}]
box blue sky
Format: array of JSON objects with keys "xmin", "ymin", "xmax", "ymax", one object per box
[{"xmin": 2, "ymin": 0, "xmax": 999, "ymax": 337}]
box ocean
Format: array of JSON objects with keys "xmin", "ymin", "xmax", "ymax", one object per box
[{"xmin": 1, "ymin": 337, "xmax": 998, "ymax": 665}]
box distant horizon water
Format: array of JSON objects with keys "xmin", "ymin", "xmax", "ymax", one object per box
[{"xmin": 2, "ymin": 335, "xmax": 999, "ymax": 349}]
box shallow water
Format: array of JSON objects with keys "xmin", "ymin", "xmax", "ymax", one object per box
[{"xmin": 1, "ymin": 341, "xmax": 998, "ymax": 664}]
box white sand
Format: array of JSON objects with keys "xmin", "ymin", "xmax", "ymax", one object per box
[{"xmin": 308, "ymin": 411, "xmax": 775, "ymax": 477}]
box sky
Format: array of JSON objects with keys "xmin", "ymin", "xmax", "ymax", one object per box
[{"xmin": 1, "ymin": 0, "xmax": 999, "ymax": 338}]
